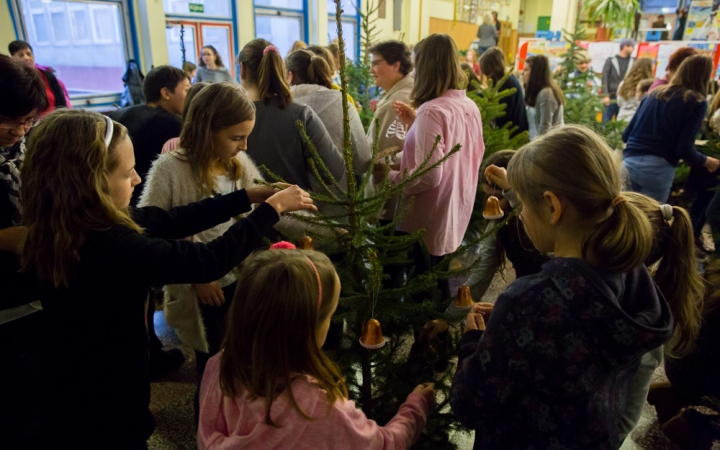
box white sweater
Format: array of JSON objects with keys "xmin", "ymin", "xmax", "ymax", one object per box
[{"xmin": 139, "ymin": 150, "xmax": 310, "ymax": 352}]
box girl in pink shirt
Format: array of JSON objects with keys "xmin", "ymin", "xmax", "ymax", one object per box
[{"xmin": 198, "ymin": 246, "xmax": 435, "ymax": 450}]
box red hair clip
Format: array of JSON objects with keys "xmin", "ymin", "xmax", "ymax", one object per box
[{"xmin": 269, "ymin": 241, "xmax": 296, "ymax": 250}]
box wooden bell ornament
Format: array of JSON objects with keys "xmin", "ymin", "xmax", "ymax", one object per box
[
  {"xmin": 298, "ymin": 236, "xmax": 315, "ymax": 250},
  {"xmin": 455, "ymin": 285, "xmax": 474, "ymax": 308},
  {"xmin": 359, "ymin": 318, "xmax": 386, "ymax": 349},
  {"xmin": 483, "ymin": 196, "xmax": 504, "ymax": 220}
]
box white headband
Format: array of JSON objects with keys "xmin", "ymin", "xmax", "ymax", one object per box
[
  {"xmin": 103, "ymin": 116, "xmax": 114, "ymax": 148},
  {"xmin": 659, "ymin": 204, "xmax": 673, "ymax": 222}
]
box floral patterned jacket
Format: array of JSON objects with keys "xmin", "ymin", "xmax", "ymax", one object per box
[{"xmin": 450, "ymin": 258, "xmax": 673, "ymax": 450}]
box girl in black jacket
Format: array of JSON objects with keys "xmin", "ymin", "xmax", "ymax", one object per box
[{"xmin": 20, "ymin": 109, "xmax": 315, "ymax": 449}]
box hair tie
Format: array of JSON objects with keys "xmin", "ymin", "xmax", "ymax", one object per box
[
  {"xmin": 270, "ymin": 241, "xmax": 296, "ymax": 250},
  {"xmin": 263, "ymin": 45, "xmax": 278, "ymax": 56},
  {"xmin": 611, "ymin": 195, "xmax": 627, "ymax": 207},
  {"xmin": 659, "ymin": 204, "xmax": 673, "ymax": 222},
  {"xmin": 269, "ymin": 241, "xmax": 322, "ymax": 309},
  {"xmin": 103, "ymin": 116, "xmax": 114, "ymax": 149}
]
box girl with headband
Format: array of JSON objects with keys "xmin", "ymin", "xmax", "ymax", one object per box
[
  {"xmin": 198, "ymin": 244, "xmax": 435, "ymax": 450},
  {"xmin": 19, "ymin": 109, "xmax": 316, "ymax": 448}
]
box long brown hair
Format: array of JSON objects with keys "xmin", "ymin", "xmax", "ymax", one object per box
[
  {"xmin": 524, "ymin": 55, "xmax": 564, "ymax": 107},
  {"xmin": 180, "ymin": 81, "xmax": 210, "ymax": 121},
  {"xmin": 653, "ymin": 54, "xmax": 713, "ymax": 102},
  {"xmin": 219, "ymin": 249, "xmax": 347, "ymax": 426},
  {"xmin": 179, "ymin": 82, "xmax": 254, "ymax": 196},
  {"xmin": 238, "ymin": 39, "xmax": 292, "ymax": 109},
  {"xmin": 618, "ymin": 58, "xmax": 654, "ymax": 100},
  {"xmin": 21, "ymin": 110, "xmax": 142, "ymax": 288},
  {"xmin": 199, "ymin": 45, "xmax": 225, "ymax": 68},
  {"xmin": 624, "ymin": 192, "xmax": 704, "ymax": 357},
  {"xmin": 411, "ymin": 34, "xmax": 467, "ymax": 108},
  {"xmin": 508, "ymin": 124, "xmax": 653, "ymax": 273},
  {"xmin": 286, "ymin": 49, "xmax": 333, "ymax": 89},
  {"xmin": 479, "ymin": 47, "xmax": 506, "ymax": 83}
]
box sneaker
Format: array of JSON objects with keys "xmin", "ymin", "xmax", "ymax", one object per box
[{"xmin": 149, "ymin": 348, "xmax": 185, "ymax": 380}]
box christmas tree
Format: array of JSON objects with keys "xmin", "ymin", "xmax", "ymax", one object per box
[
  {"xmin": 556, "ymin": 19, "xmax": 627, "ymax": 150},
  {"xmin": 257, "ymin": 5, "xmax": 519, "ymax": 446}
]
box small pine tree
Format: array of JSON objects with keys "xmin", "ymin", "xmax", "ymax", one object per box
[{"xmin": 556, "ymin": 19, "xmax": 627, "ymax": 150}]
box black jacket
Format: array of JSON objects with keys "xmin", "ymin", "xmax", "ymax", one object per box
[{"xmin": 38, "ymin": 190, "xmax": 278, "ymax": 447}]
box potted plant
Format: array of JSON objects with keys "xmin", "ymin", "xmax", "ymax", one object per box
[{"xmin": 583, "ymin": 0, "xmax": 640, "ymax": 41}]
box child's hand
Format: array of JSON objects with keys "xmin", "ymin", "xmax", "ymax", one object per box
[
  {"xmin": 484, "ymin": 165, "xmax": 510, "ymax": 191},
  {"xmin": 265, "ymin": 185, "xmax": 317, "ymax": 214},
  {"xmin": 193, "ymin": 282, "xmax": 225, "ymax": 307},
  {"xmin": 246, "ymin": 183, "xmax": 289, "ymax": 204},
  {"xmin": 413, "ymin": 383, "xmax": 436, "ymax": 409},
  {"xmin": 464, "ymin": 309, "xmax": 486, "ymax": 333},
  {"xmin": 392, "ymin": 101, "xmax": 416, "ymax": 127},
  {"xmin": 474, "ymin": 302, "xmax": 494, "ymax": 322},
  {"xmin": 423, "ymin": 319, "xmax": 449, "ymax": 339}
]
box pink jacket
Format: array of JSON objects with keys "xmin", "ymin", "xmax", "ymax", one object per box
[
  {"xmin": 198, "ymin": 354, "xmax": 430, "ymax": 450},
  {"xmin": 388, "ymin": 89, "xmax": 484, "ymax": 256}
]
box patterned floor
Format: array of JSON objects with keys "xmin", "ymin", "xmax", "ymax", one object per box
[{"xmin": 148, "ymin": 268, "xmax": 718, "ymax": 449}]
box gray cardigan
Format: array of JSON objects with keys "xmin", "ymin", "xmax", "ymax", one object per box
[
  {"xmin": 477, "ymin": 24, "xmax": 498, "ymax": 47},
  {"xmin": 195, "ymin": 66, "xmax": 234, "ymax": 83},
  {"xmin": 247, "ymin": 97, "xmax": 345, "ymax": 191},
  {"xmin": 291, "ymin": 84, "xmax": 371, "ymax": 178},
  {"xmin": 527, "ymin": 87, "xmax": 564, "ymax": 140}
]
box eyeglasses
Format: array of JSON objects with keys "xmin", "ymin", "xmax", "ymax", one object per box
[
  {"xmin": 0, "ymin": 116, "xmax": 40, "ymax": 131},
  {"xmin": 370, "ymin": 59, "xmax": 386, "ymax": 67}
]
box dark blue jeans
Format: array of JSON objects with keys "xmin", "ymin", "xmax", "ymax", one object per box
[{"xmin": 603, "ymin": 101, "xmax": 620, "ymax": 122}]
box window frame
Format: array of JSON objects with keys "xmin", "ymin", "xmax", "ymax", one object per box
[
  {"xmin": 12, "ymin": 0, "xmax": 138, "ymax": 103},
  {"xmin": 254, "ymin": 0, "xmax": 308, "ymax": 44},
  {"xmin": 327, "ymin": 0, "xmax": 361, "ymax": 62},
  {"xmin": 162, "ymin": 0, "xmax": 233, "ymax": 19}
]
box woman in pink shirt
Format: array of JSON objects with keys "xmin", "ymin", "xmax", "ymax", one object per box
[
  {"xmin": 198, "ymin": 246, "xmax": 435, "ymax": 450},
  {"xmin": 379, "ymin": 33, "xmax": 484, "ymax": 298}
]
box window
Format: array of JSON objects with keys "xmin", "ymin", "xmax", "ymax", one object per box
[
  {"xmin": 166, "ymin": 24, "xmax": 198, "ymax": 70},
  {"xmin": 255, "ymin": 15, "xmax": 302, "ymax": 56},
  {"xmin": 202, "ymin": 26, "xmax": 231, "ymax": 69},
  {"xmin": 327, "ymin": 0, "xmax": 359, "ymax": 61},
  {"xmin": 642, "ymin": 0, "xmax": 678, "ymax": 14},
  {"xmin": 19, "ymin": 0, "xmax": 130, "ymax": 94},
  {"xmin": 50, "ymin": 10, "xmax": 71, "ymax": 43},
  {"xmin": 162, "ymin": 0, "xmax": 231, "ymax": 18},
  {"xmin": 254, "ymin": 0, "xmax": 305, "ymax": 56},
  {"xmin": 327, "ymin": 19, "xmax": 357, "ymax": 61}
]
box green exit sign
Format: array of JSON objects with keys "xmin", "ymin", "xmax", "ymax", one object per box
[{"xmin": 189, "ymin": 3, "xmax": 204, "ymax": 13}]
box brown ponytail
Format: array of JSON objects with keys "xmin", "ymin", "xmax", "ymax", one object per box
[
  {"xmin": 286, "ymin": 49, "xmax": 333, "ymax": 89},
  {"xmin": 238, "ymin": 39, "xmax": 292, "ymax": 109},
  {"xmin": 507, "ymin": 125, "xmax": 653, "ymax": 273},
  {"xmin": 624, "ymin": 192, "xmax": 705, "ymax": 357}
]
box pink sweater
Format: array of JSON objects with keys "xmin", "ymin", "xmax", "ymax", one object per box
[
  {"xmin": 388, "ymin": 89, "xmax": 484, "ymax": 256},
  {"xmin": 198, "ymin": 354, "xmax": 430, "ymax": 450}
]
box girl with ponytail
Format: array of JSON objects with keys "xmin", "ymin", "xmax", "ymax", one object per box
[
  {"xmin": 286, "ymin": 49, "xmax": 370, "ymax": 184},
  {"xmin": 239, "ymin": 39, "xmax": 345, "ymax": 195},
  {"xmin": 450, "ymin": 125, "xmax": 674, "ymax": 449},
  {"xmin": 617, "ymin": 192, "xmax": 705, "ymax": 442}
]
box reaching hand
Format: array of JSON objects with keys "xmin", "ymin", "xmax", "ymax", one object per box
[
  {"xmin": 484, "ymin": 165, "xmax": 510, "ymax": 191},
  {"xmin": 705, "ymin": 156, "xmax": 720, "ymax": 173},
  {"xmin": 265, "ymin": 185, "xmax": 317, "ymax": 214},
  {"xmin": 413, "ymin": 383, "xmax": 436, "ymax": 409},
  {"xmin": 464, "ymin": 308, "xmax": 486, "ymax": 333},
  {"xmin": 193, "ymin": 282, "xmax": 225, "ymax": 307},
  {"xmin": 246, "ymin": 183, "xmax": 291, "ymax": 204},
  {"xmin": 392, "ymin": 101, "xmax": 416, "ymax": 127},
  {"xmin": 602, "ymin": 96, "xmax": 611, "ymax": 106}
]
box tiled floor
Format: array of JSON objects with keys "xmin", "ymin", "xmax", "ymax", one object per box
[{"xmin": 148, "ymin": 269, "xmax": 718, "ymax": 449}]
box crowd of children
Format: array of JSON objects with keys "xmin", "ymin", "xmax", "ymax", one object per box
[{"xmin": 1, "ymin": 30, "xmax": 719, "ymax": 450}]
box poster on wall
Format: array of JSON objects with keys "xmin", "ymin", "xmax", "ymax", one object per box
[
  {"xmin": 515, "ymin": 39, "xmax": 569, "ymax": 71},
  {"xmin": 655, "ymin": 42, "xmax": 685, "ymax": 75},
  {"xmin": 586, "ymin": 42, "xmax": 620, "ymax": 73},
  {"xmin": 685, "ymin": 0, "xmax": 719, "ymax": 40}
]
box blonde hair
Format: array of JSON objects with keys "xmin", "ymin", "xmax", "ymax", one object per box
[
  {"xmin": 618, "ymin": 58, "xmax": 654, "ymax": 100},
  {"xmin": 219, "ymin": 249, "xmax": 347, "ymax": 426},
  {"xmin": 508, "ymin": 125, "xmax": 653, "ymax": 273},
  {"xmin": 411, "ymin": 34, "xmax": 467, "ymax": 108},
  {"xmin": 653, "ymin": 54, "xmax": 713, "ymax": 102},
  {"xmin": 238, "ymin": 39, "xmax": 293, "ymax": 109},
  {"xmin": 179, "ymin": 82, "xmax": 254, "ymax": 196},
  {"xmin": 287, "ymin": 40, "xmax": 307, "ymax": 57},
  {"xmin": 624, "ymin": 192, "xmax": 705, "ymax": 356},
  {"xmin": 483, "ymin": 13, "xmax": 493, "ymax": 25},
  {"xmin": 21, "ymin": 109, "xmax": 142, "ymax": 288}
]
